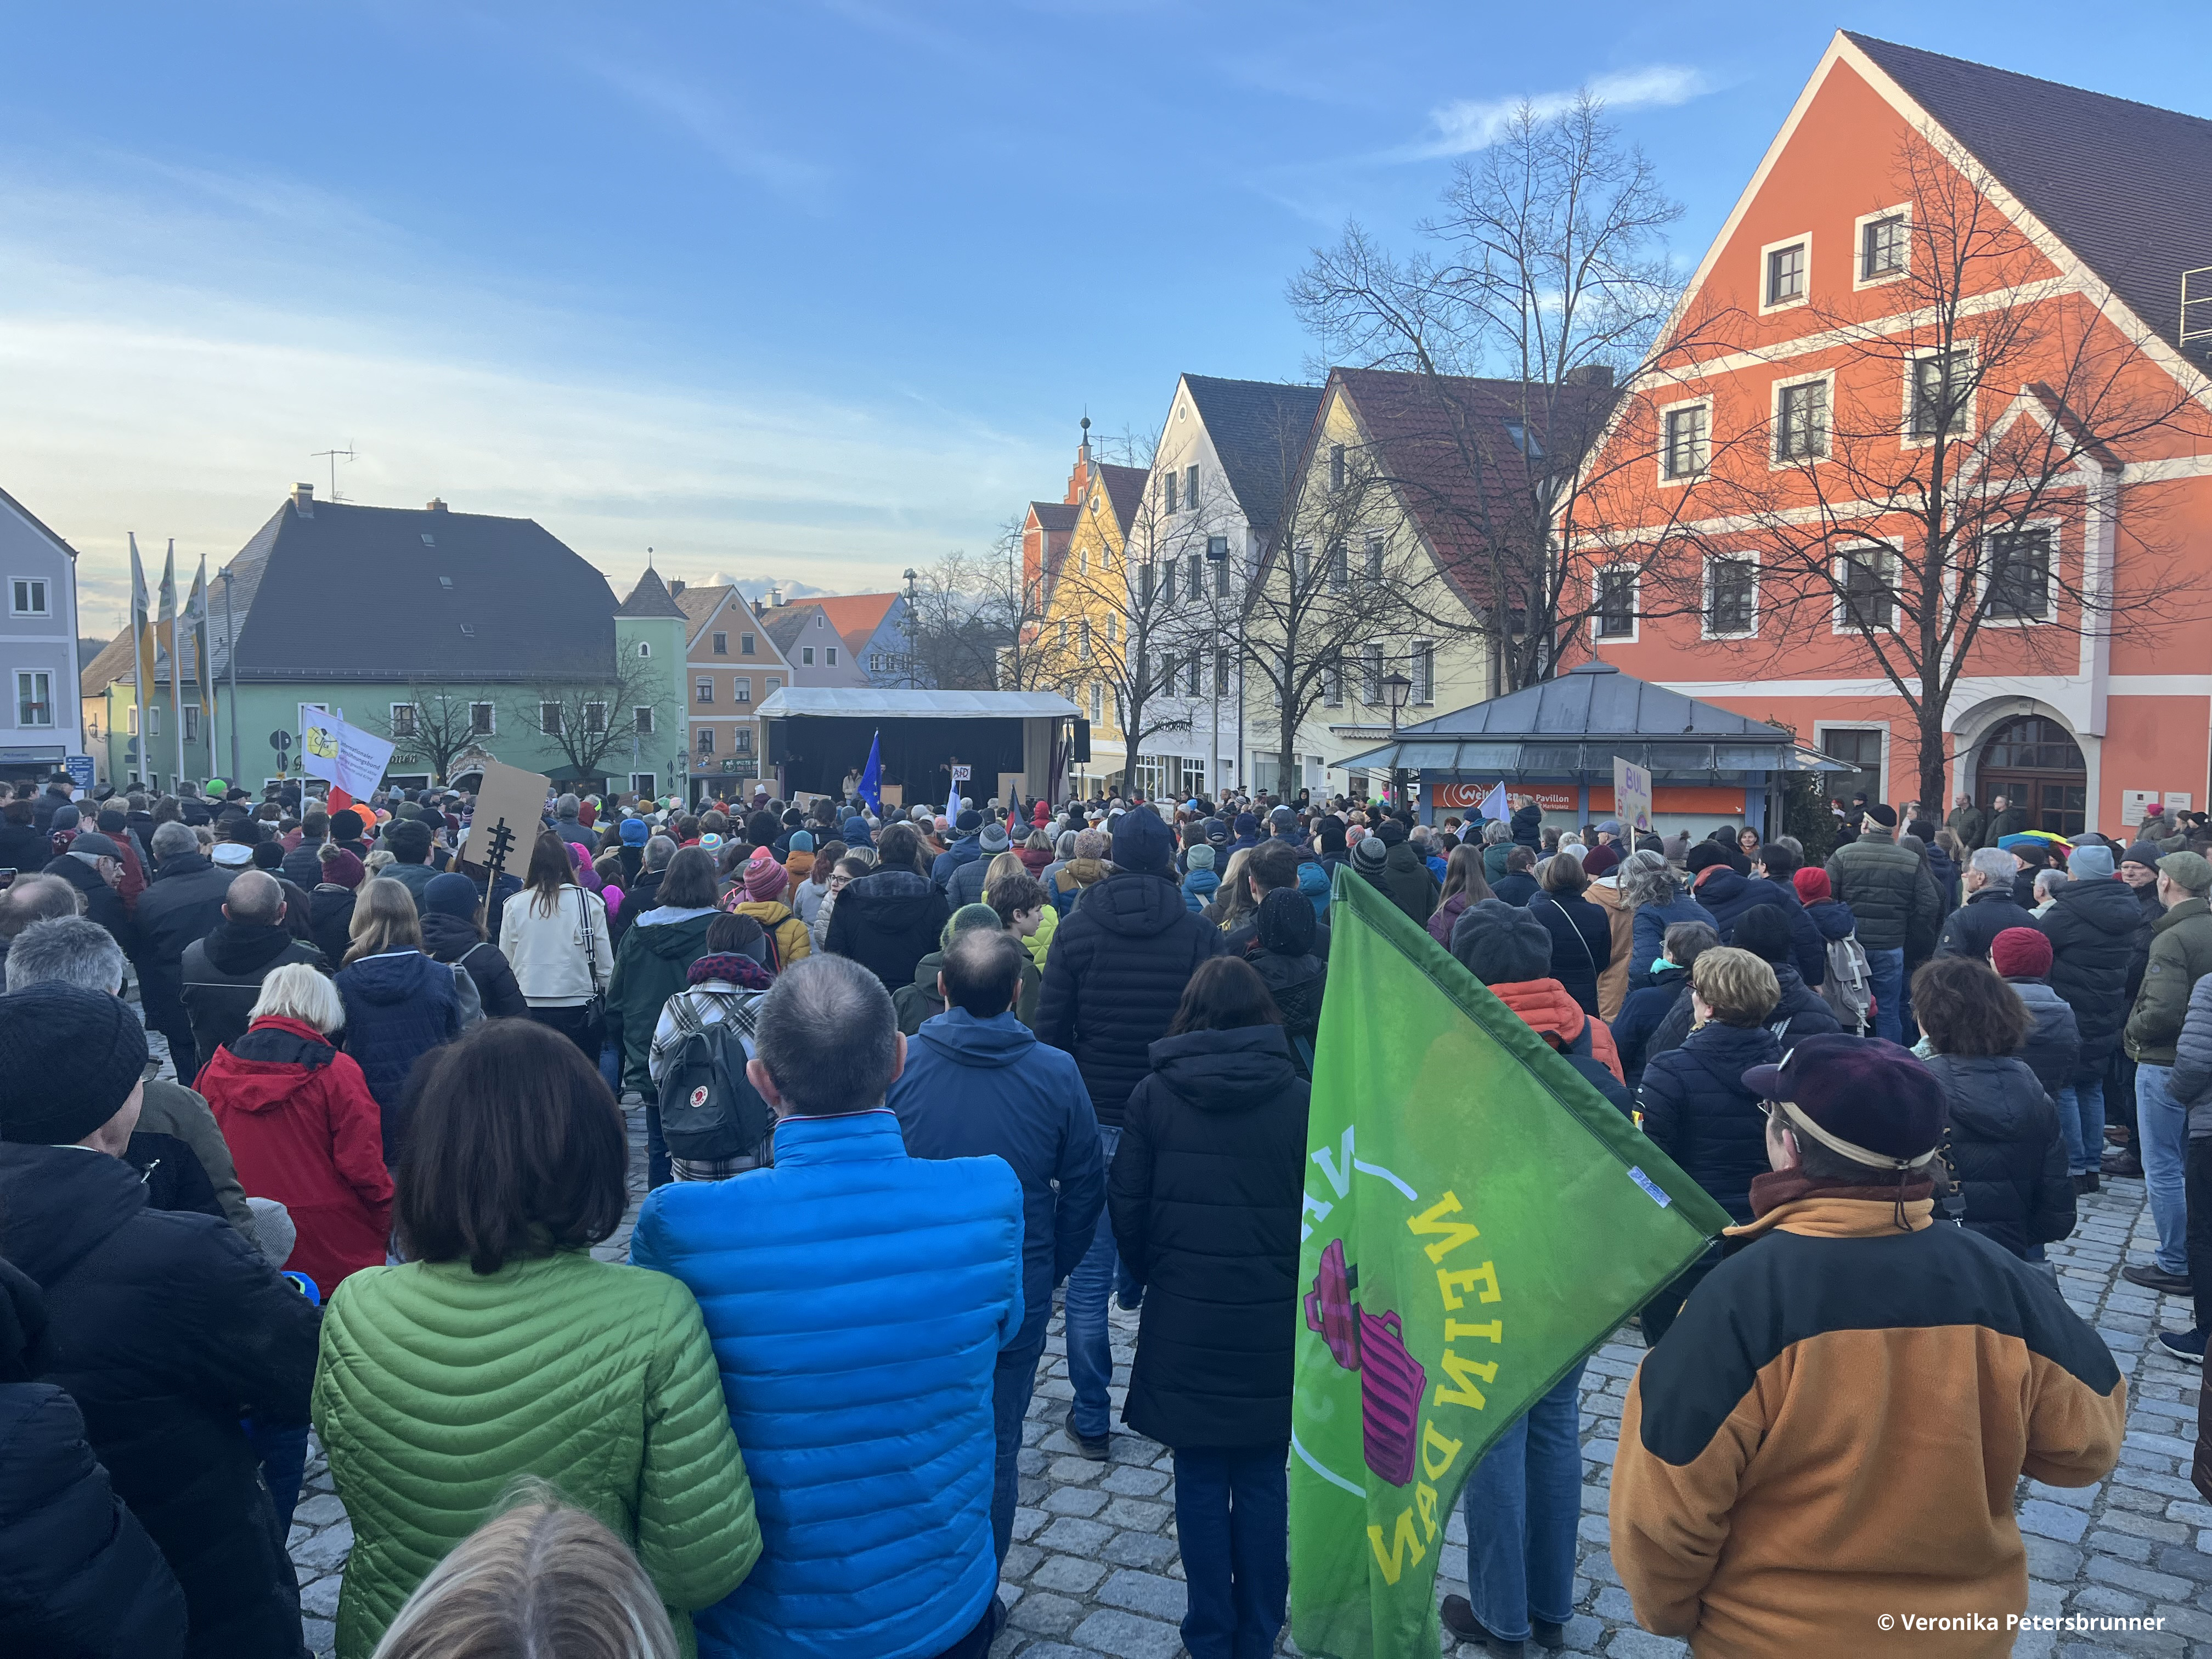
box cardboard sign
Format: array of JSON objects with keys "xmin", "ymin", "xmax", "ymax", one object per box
[
  {"xmin": 951, "ymin": 764, "xmax": 972, "ymax": 782},
  {"xmin": 460, "ymin": 759, "xmax": 554, "ymax": 873},
  {"xmin": 1613, "ymin": 757, "xmax": 1654, "ymax": 836}
]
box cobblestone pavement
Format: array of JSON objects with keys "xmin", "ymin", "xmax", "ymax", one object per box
[{"xmin": 279, "ymin": 1097, "xmax": 2212, "ymax": 1658}]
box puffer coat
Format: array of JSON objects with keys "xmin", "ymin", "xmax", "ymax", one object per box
[
  {"xmin": 2007, "ymin": 978, "xmax": 2083, "ymax": 1103},
  {"xmin": 0, "ymin": 1258, "xmax": 187, "ymax": 1658},
  {"xmin": 314, "ymin": 1250, "xmax": 759, "ymax": 1659},
  {"xmin": 2038, "ymin": 877, "xmax": 2146, "ymax": 1079},
  {"xmin": 607, "ymin": 910, "xmax": 717, "ymax": 1094},
  {"xmin": 825, "ymin": 867, "xmax": 951, "ymax": 992},
  {"xmin": 1635, "ymin": 1020, "xmax": 1781, "ymax": 1224},
  {"xmin": 1035, "ymin": 872, "xmax": 1224, "ymax": 1128},
  {"xmin": 1526, "ymin": 889, "xmax": 1615, "ymax": 1019},
  {"xmin": 1110, "ymin": 1026, "xmax": 1308, "ymax": 1448},
  {"xmin": 1924, "ymin": 1053, "xmax": 2075, "ymax": 1259},
  {"xmin": 633, "ymin": 1110, "xmax": 1022, "ymax": 1659},
  {"xmin": 1826, "ymin": 831, "xmax": 1936, "ymax": 954}
]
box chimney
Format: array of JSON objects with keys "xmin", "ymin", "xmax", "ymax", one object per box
[
  {"xmin": 669, "ymin": 579, "xmax": 685, "ymax": 597},
  {"xmin": 752, "ymin": 597, "xmax": 765, "ymax": 618},
  {"xmin": 425, "ymin": 497, "xmax": 447, "ymax": 512},
  {"xmin": 291, "ymin": 482, "xmax": 314, "ymax": 517},
  {"xmin": 769, "ymin": 585, "xmax": 783, "ymax": 608},
  {"xmin": 1565, "ymin": 364, "xmax": 1615, "ymax": 387}
]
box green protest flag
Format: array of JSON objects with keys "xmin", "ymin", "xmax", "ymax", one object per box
[{"xmin": 1289, "ymin": 867, "xmax": 1730, "ymax": 1659}]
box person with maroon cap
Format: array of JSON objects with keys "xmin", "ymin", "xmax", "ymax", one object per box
[{"xmin": 1611, "ymin": 1035, "xmax": 2125, "ymax": 1656}]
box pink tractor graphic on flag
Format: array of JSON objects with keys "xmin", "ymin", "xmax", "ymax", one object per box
[{"xmin": 1302, "ymin": 1237, "xmax": 1428, "ymax": 1488}]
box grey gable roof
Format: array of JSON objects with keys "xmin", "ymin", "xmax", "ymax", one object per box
[
  {"xmin": 616, "ymin": 566, "xmax": 688, "ymax": 618},
  {"xmin": 228, "ymin": 499, "xmax": 618, "ymax": 682},
  {"xmin": 1179, "ymin": 374, "xmax": 1325, "ymax": 538},
  {"xmin": 1848, "ymin": 33, "xmax": 2212, "ymax": 356}
]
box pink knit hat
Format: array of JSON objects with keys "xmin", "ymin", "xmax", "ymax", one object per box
[{"xmin": 742, "ymin": 848, "xmax": 788, "ymax": 902}]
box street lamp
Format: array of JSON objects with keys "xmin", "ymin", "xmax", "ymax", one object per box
[
  {"xmin": 902, "ymin": 568, "xmax": 919, "ymax": 689},
  {"xmin": 1382, "ymin": 670, "xmax": 1413, "ymax": 812}
]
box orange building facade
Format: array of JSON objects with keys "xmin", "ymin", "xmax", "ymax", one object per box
[{"xmin": 1573, "ymin": 33, "xmax": 2212, "ymax": 839}]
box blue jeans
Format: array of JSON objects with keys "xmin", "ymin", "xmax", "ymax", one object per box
[
  {"xmin": 1462, "ymin": 1361, "xmax": 1587, "ymax": 1642},
  {"xmin": 1865, "ymin": 947, "xmax": 1905, "ymax": 1043},
  {"xmin": 1065, "ymin": 1124, "xmax": 1121, "ymax": 1438},
  {"xmin": 2138, "ymin": 1063, "xmax": 2190, "ymax": 1276},
  {"xmin": 991, "ymin": 1324, "xmax": 1047, "ymax": 1564},
  {"xmin": 243, "ymin": 1419, "xmax": 309, "ymax": 1533},
  {"xmin": 2058, "ymin": 1076, "xmax": 2108, "ymax": 1176},
  {"xmin": 599, "ymin": 1037, "xmax": 622, "ymax": 1095},
  {"xmin": 1173, "ymin": 1443, "xmax": 1288, "ymax": 1659}
]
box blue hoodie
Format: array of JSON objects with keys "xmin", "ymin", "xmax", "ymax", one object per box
[
  {"xmin": 634, "ymin": 1111, "xmax": 1022, "ymax": 1659},
  {"xmin": 930, "ymin": 835, "xmax": 980, "ymax": 892},
  {"xmin": 1181, "ymin": 867, "xmax": 1220, "ymax": 914},
  {"xmin": 1297, "ymin": 858, "xmax": 1331, "ymax": 922},
  {"xmin": 889, "ymin": 1007, "xmax": 1105, "ymax": 1344}
]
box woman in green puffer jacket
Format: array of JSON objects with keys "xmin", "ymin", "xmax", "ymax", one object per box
[{"xmin": 312, "ymin": 1020, "xmax": 760, "ymax": 1659}]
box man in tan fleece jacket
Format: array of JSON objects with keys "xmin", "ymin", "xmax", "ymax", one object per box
[{"xmin": 1611, "ymin": 1035, "xmax": 2125, "ymax": 1657}]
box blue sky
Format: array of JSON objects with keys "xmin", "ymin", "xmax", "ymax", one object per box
[{"xmin": 4, "ymin": 1, "xmax": 2199, "ymax": 631}]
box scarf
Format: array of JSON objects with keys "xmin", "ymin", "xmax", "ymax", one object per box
[
  {"xmin": 1748, "ymin": 1167, "xmax": 1936, "ymax": 1229},
  {"xmin": 689, "ymin": 952, "xmax": 773, "ymax": 992}
]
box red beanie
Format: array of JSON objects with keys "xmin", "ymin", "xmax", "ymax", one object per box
[
  {"xmin": 1990, "ymin": 926, "xmax": 2052, "ymax": 979},
  {"xmin": 1792, "ymin": 867, "xmax": 1831, "ymax": 904}
]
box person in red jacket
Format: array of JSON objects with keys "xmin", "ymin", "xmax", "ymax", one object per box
[{"xmin": 198, "ymin": 962, "xmax": 393, "ymax": 1299}]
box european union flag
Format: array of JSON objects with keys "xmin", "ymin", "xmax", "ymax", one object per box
[{"xmin": 859, "ymin": 731, "xmax": 882, "ymax": 815}]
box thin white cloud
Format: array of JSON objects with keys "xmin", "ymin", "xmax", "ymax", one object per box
[
  {"xmin": 579, "ymin": 60, "xmax": 831, "ymax": 205},
  {"xmin": 1398, "ymin": 65, "xmax": 1711, "ymax": 161}
]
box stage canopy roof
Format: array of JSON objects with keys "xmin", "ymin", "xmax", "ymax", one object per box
[
  {"xmin": 757, "ymin": 688, "xmax": 1081, "ymax": 720},
  {"xmin": 1332, "ymin": 661, "xmax": 1847, "ymax": 781}
]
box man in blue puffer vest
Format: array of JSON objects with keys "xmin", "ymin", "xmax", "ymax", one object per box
[{"xmin": 635, "ymin": 953, "xmax": 1025, "ymax": 1659}]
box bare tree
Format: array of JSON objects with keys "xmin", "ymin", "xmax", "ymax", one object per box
[
  {"xmin": 370, "ymin": 684, "xmax": 498, "ymax": 784},
  {"xmin": 1657, "ymin": 129, "xmax": 2212, "ymax": 808},
  {"xmin": 902, "ymin": 534, "xmax": 1048, "ymax": 692},
  {"xmin": 506, "ymin": 656, "xmax": 669, "ymax": 783},
  {"xmin": 1289, "ymin": 91, "xmax": 1712, "ymax": 693}
]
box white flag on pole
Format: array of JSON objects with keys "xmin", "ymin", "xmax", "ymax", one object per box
[
  {"xmin": 1479, "ymin": 781, "xmax": 1508, "ymax": 821},
  {"xmin": 300, "ymin": 704, "xmax": 396, "ymax": 799}
]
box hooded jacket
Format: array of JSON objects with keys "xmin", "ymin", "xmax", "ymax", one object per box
[
  {"xmin": 315, "ymin": 1249, "xmax": 759, "ymax": 1659},
  {"xmin": 1613, "ymin": 964, "xmax": 1691, "ymax": 1094},
  {"xmin": 608, "ymin": 910, "xmax": 717, "ymax": 1094},
  {"xmin": 1635, "ymin": 1020, "xmax": 1782, "ymax": 1224},
  {"xmin": 132, "ymin": 853, "xmax": 233, "ymax": 1036},
  {"xmin": 633, "ymin": 1111, "xmax": 1022, "ymax": 1659},
  {"xmin": 1109, "ymin": 1025, "xmax": 1308, "ymax": 1448},
  {"xmin": 1181, "ymin": 866, "xmax": 1220, "ymax": 914},
  {"xmin": 1924, "ymin": 1052, "xmax": 2075, "ymax": 1258},
  {"xmin": 0, "ymin": 1143, "xmax": 320, "ymax": 1659},
  {"xmin": 178, "ymin": 921, "xmax": 325, "ymax": 1080},
  {"xmin": 1627, "ymin": 894, "xmax": 1718, "ymax": 990},
  {"xmin": 1695, "ymin": 867, "xmax": 1828, "ymax": 987},
  {"xmin": 890, "ymin": 1007, "xmax": 1105, "ymax": 1346},
  {"xmin": 1510, "ymin": 801, "xmax": 1543, "ymax": 848},
  {"xmin": 197, "ymin": 1016, "xmax": 395, "ymax": 1298},
  {"xmin": 1762, "ymin": 962, "xmax": 1842, "ymax": 1046},
  {"xmin": 0, "ymin": 1256, "xmax": 188, "ymax": 1658},
  {"xmin": 825, "ymin": 866, "xmax": 952, "ymax": 993},
  {"xmin": 726, "ymin": 897, "xmax": 812, "ymax": 972},
  {"xmin": 498, "ymin": 883, "xmax": 614, "ymax": 1007},
  {"xmin": 2039, "ymin": 877, "xmax": 2148, "ymax": 1078},
  {"xmin": 1034, "ymin": 872, "xmax": 1226, "ymax": 1128},
  {"xmin": 929, "ymin": 833, "xmax": 981, "ymax": 893},
  {"xmin": 1485, "ymin": 977, "xmax": 1631, "ymax": 1114},
  {"xmin": 1048, "ymin": 856, "xmax": 1112, "ymax": 915},
  {"xmin": 42, "ymin": 850, "xmax": 135, "ymax": 948},
  {"xmin": 2126, "ymin": 896, "xmax": 2212, "ymax": 1067},
  {"xmin": 419, "ymin": 912, "xmax": 528, "ymax": 1018},
  {"xmin": 1586, "ymin": 877, "xmax": 1637, "ymax": 1020},
  {"xmin": 1936, "ymin": 885, "xmax": 2039, "ymax": 961},
  {"xmin": 1611, "ymin": 1187, "xmax": 2124, "ymax": 1659},
  {"xmin": 610, "ymin": 866, "xmax": 665, "ymax": 945},
  {"xmin": 1373, "ymin": 840, "xmax": 1440, "ymax": 926},
  {"xmin": 2005, "ymin": 978, "xmax": 2083, "ymax": 1102},
  {"xmin": 334, "ymin": 950, "xmax": 462, "ymax": 1153},
  {"xmin": 309, "ymin": 883, "xmax": 357, "ymax": 967}
]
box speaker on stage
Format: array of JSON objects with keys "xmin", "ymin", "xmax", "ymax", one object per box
[{"xmin": 1070, "ymin": 719, "xmax": 1091, "ymax": 764}]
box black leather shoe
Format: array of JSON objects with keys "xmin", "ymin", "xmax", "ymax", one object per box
[
  {"xmin": 1063, "ymin": 1406, "xmax": 1109, "ymax": 1462},
  {"xmin": 2123, "ymin": 1262, "xmax": 2194, "ymax": 1296},
  {"xmin": 1440, "ymin": 1595, "xmax": 1524, "ymax": 1656},
  {"xmin": 2074, "ymin": 1172, "xmax": 2101, "ymax": 1195},
  {"xmin": 2104, "ymin": 1149, "xmax": 2145, "ymax": 1178}
]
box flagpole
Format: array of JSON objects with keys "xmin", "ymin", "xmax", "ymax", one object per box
[
  {"xmin": 223, "ymin": 561, "xmax": 240, "ymax": 782},
  {"xmin": 164, "ymin": 543, "xmax": 184, "ymax": 789}
]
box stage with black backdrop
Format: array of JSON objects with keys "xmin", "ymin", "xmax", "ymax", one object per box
[{"xmin": 771, "ymin": 714, "xmax": 1024, "ymax": 808}]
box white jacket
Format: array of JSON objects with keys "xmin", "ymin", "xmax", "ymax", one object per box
[{"xmin": 498, "ymin": 884, "xmax": 614, "ymax": 1006}]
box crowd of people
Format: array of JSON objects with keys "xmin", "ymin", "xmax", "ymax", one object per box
[{"xmin": 0, "ymin": 763, "xmax": 2196, "ymax": 1658}]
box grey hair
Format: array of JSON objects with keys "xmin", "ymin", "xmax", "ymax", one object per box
[
  {"xmin": 0, "ymin": 873, "xmax": 83, "ymax": 939},
  {"xmin": 1617, "ymin": 849, "xmax": 1680, "ymax": 908},
  {"xmin": 1775, "ymin": 834, "xmax": 1804, "ymax": 862},
  {"xmin": 556, "ymin": 793, "xmax": 580, "ymax": 815},
  {"xmin": 1481, "ymin": 820, "xmax": 1511, "ymax": 845},
  {"xmin": 754, "ymin": 953, "xmax": 899, "ymax": 1116},
  {"xmin": 247, "ymin": 961, "xmax": 345, "ymax": 1033},
  {"xmin": 225, "ymin": 869, "xmax": 285, "ymax": 926},
  {"xmin": 641, "ymin": 834, "xmax": 676, "ymax": 872},
  {"xmin": 1968, "ymin": 847, "xmax": 2015, "ymax": 884},
  {"xmin": 5, "ymin": 916, "xmax": 126, "ymax": 994},
  {"xmin": 151, "ymin": 820, "xmax": 200, "ymax": 861},
  {"xmin": 2034, "ymin": 866, "xmax": 2069, "ymax": 901}
]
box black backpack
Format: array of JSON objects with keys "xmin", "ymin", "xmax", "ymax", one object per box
[{"xmin": 656, "ymin": 1002, "xmax": 775, "ymax": 1165}]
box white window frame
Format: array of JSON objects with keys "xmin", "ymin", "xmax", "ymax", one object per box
[
  {"xmin": 1657, "ymin": 396, "xmax": 1712, "ymax": 486},
  {"xmin": 1088, "ymin": 681, "xmax": 1104, "ymax": 724},
  {"xmin": 1701, "ymin": 554, "xmax": 1760, "ymax": 641},
  {"xmin": 1410, "ymin": 639, "xmax": 1435, "ymax": 706},
  {"xmin": 538, "ymin": 701, "xmax": 566, "ymax": 737},
  {"xmin": 1903, "ymin": 341, "xmax": 1978, "ymax": 448},
  {"xmin": 183, "ymin": 706, "xmax": 199, "ymax": 743},
  {"xmin": 1322, "ymin": 658, "xmax": 1341, "ymax": 707},
  {"xmin": 583, "ymin": 701, "xmax": 607, "ymax": 733},
  {"xmin": 802, "ymin": 646, "xmax": 815, "ymax": 665},
  {"xmin": 470, "ymin": 702, "xmax": 496, "ymax": 736},
  {"xmin": 1770, "ymin": 369, "xmax": 1834, "ymax": 466},
  {"xmin": 634, "ymin": 706, "xmax": 655, "ymax": 735},
  {"xmin": 1359, "ymin": 644, "xmax": 1383, "ymax": 706},
  {"xmin": 390, "ymin": 702, "xmax": 420, "ymax": 737},
  {"xmin": 636, "ymin": 641, "xmax": 651, "ymax": 658},
  {"xmin": 1853, "ymin": 203, "xmax": 1912, "ymax": 290},
  {"xmin": 711, "ymin": 631, "xmax": 728, "ymax": 655},
  {"xmin": 1978, "ymin": 517, "xmax": 2062, "ymax": 628},
  {"xmin": 1814, "ymin": 721, "xmax": 1891, "ymax": 789},
  {"xmin": 696, "ymin": 678, "xmax": 715, "ymax": 704},
  {"xmin": 733, "ymin": 678, "xmax": 751, "ymax": 704},
  {"xmin": 1831, "ymin": 544, "xmax": 1901, "ymax": 635},
  {"xmin": 1759, "ymin": 233, "xmax": 1812, "ymax": 315},
  {"xmin": 15, "ymin": 670, "xmax": 52, "ymax": 727},
  {"xmin": 146, "ymin": 703, "xmax": 161, "ymax": 736},
  {"xmin": 630, "ymin": 772, "xmax": 656, "ymax": 798},
  {"xmin": 9, "ymin": 578, "xmax": 49, "ymax": 618},
  {"xmin": 696, "ymin": 726, "xmax": 715, "ymax": 757},
  {"xmin": 734, "ymin": 726, "xmax": 753, "ymax": 753},
  {"xmin": 826, "ymin": 646, "xmax": 838, "ymax": 665},
  {"xmin": 740, "ymin": 632, "xmax": 756, "ymax": 656},
  {"xmin": 1592, "ymin": 563, "xmax": 1640, "ymax": 643}
]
